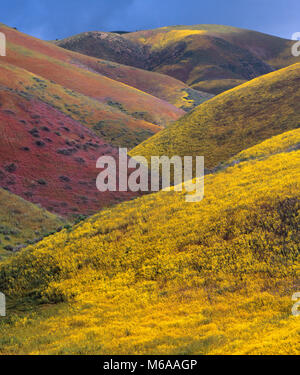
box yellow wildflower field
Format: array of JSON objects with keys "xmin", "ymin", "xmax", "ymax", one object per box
[{"xmin": 0, "ymin": 130, "xmax": 299, "ymax": 354}]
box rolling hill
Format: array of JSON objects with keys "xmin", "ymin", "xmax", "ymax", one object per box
[
  {"xmin": 0, "ymin": 188, "xmax": 65, "ymax": 259},
  {"xmin": 130, "ymin": 63, "xmax": 300, "ymax": 171},
  {"xmin": 0, "ymin": 61, "xmax": 161, "ymax": 148},
  {"xmin": 0, "ymin": 23, "xmax": 186, "ymax": 149},
  {"xmin": 0, "ymin": 82, "xmax": 144, "ymax": 217},
  {"xmin": 0, "ymin": 23, "xmax": 202, "ymax": 218},
  {"xmin": 0, "ymin": 127, "xmax": 299, "ymax": 354},
  {"xmin": 57, "ymin": 25, "xmax": 300, "ymax": 94},
  {"xmin": 55, "ymin": 30, "xmax": 148, "ymax": 68},
  {"xmin": 0, "ymin": 21, "xmax": 299, "ymax": 357},
  {"xmin": 227, "ymin": 127, "xmax": 300, "ymax": 165},
  {"xmin": 54, "ymin": 31, "xmax": 213, "ymax": 111}
]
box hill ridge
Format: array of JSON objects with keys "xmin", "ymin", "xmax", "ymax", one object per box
[
  {"xmin": 56, "ymin": 24, "xmax": 300, "ymax": 94},
  {"xmin": 130, "ymin": 63, "xmax": 300, "ymax": 170}
]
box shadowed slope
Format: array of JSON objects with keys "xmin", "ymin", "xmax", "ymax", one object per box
[
  {"xmin": 55, "ymin": 31, "xmax": 148, "ymax": 68},
  {"xmin": 54, "ymin": 31, "xmax": 213, "ymax": 110}
]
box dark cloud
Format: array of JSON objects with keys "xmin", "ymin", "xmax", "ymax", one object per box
[{"xmin": 1, "ymin": 0, "xmax": 299, "ymax": 40}]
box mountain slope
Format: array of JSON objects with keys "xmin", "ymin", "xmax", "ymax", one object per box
[
  {"xmin": 126, "ymin": 25, "xmax": 300, "ymax": 94},
  {"xmin": 227, "ymin": 127, "xmax": 300, "ymax": 165},
  {"xmin": 0, "ymin": 188, "xmax": 65, "ymax": 259},
  {"xmin": 0, "ymin": 85, "xmax": 142, "ymax": 217},
  {"xmin": 0, "ymin": 131, "xmax": 299, "ymax": 354},
  {"xmin": 0, "ymin": 24, "xmax": 188, "ymax": 217},
  {"xmin": 0, "ymin": 23, "xmax": 185, "ymax": 144},
  {"xmin": 130, "ymin": 63, "xmax": 300, "ymax": 170},
  {"xmin": 57, "ymin": 25, "xmax": 300, "ymax": 95},
  {"xmin": 0, "ymin": 61, "xmax": 161, "ymax": 148},
  {"xmin": 54, "ymin": 31, "xmax": 147, "ymax": 68},
  {"xmin": 126, "ymin": 25, "xmax": 272, "ymax": 93},
  {"xmin": 54, "ymin": 31, "xmax": 213, "ymax": 111}
]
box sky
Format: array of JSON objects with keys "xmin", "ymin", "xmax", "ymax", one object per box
[{"xmin": 0, "ymin": 0, "xmax": 299, "ymax": 40}]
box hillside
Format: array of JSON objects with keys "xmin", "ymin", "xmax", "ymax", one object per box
[
  {"xmin": 0, "ymin": 23, "xmax": 197, "ymax": 218},
  {"xmin": 227, "ymin": 127, "xmax": 300, "ymax": 165},
  {"xmin": 55, "ymin": 31, "xmax": 148, "ymax": 68},
  {"xmin": 57, "ymin": 25, "xmax": 300, "ymax": 95},
  {"xmin": 130, "ymin": 63, "xmax": 300, "ymax": 171},
  {"xmin": 73, "ymin": 57, "xmax": 212, "ymax": 112},
  {"xmin": 0, "ymin": 129, "xmax": 299, "ymax": 354},
  {"xmin": 0, "ymin": 188, "xmax": 65, "ymax": 259},
  {"xmin": 0, "ymin": 62, "xmax": 162, "ymax": 148},
  {"xmin": 0, "ymin": 23, "xmax": 185, "ymax": 148},
  {"xmin": 0, "ymin": 83, "xmax": 144, "ymax": 217},
  {"xmin": 126, "ymin": 25, "xmax": 300, "ymax": 93},
  {"xmin": 54, "ymin": 31, "xmax": 213, "ymax": 110}
]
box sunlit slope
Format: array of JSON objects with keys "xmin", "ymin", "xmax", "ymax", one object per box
[
  {"xmin": 0, "ymin": 137, "xmax": 299, "ymax": 354},
  {"xmin": 227, "ymin": 128, "xmax": 300, "ymax": 164},
  {"xmin": 188, "ymin": 25, "xmax": 299, "ymax": 69},
  {"xmin": 125, "ymin": 25, "xmax": 300, "ymax": 94},
  {"xmin": 129, "ymin": 24, "xmax": 299, "ymax": 68},
  {"xmin": 131, "ymin": 64, "xmax": 300, "ymax": 170},
  {"xmin": 55, "ymin": 31, "xmax": 213, "ymax": 111},
  {"xmin": 0, "ymin": 188, "xmax": 65, "ymax": 259},
  {"xmin": 0, "ymin": 24, "xmax": 184, "ymax": 133}
]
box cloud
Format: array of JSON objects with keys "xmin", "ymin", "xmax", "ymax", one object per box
[
  {"xmin": 2, "ymin": 0, "xmax": 136, "ymax": 39},
  {"xmin": 1, "ymin": 0, "xmax": 299, "ymax": 40}
]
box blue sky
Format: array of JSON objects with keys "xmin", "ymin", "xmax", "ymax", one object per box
[{"xmin": 1, "ymin": 0, "xmax": 299, "ymax": 40}]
